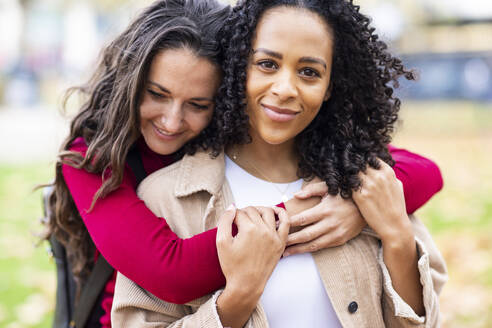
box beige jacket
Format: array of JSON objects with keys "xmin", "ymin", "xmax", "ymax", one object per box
[{"xmin": 112, "ymin": 151, "xmax": 447, "ymax": 328}]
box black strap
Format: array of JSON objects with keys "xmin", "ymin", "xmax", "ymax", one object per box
[
  {"xmin": 127, "ymin": 146, "xmax": 147, "ymax": 186},
  {"xmin": 50, "ymin": 233, "xmax": 76, "ymax": 328},
  {"xmin": 73, "ymin": 256, "xmax": 113, "ymax": 328}
]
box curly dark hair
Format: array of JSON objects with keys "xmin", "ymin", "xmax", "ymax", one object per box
[
  {"xmin": 44, "ymin": 0, "xmax": 230, "ymax": 294},
  {"xmin": 215, "ymin": 0, "xmax": 415, "ymax": 198}
]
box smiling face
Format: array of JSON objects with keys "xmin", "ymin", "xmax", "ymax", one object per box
[
  {"xmin": 139, "ymin": 48, "xmax": 221, "ymax": 155},
  {"xmin": 246, "ymin": 6, "xmax": 334, "ymax": 145}
]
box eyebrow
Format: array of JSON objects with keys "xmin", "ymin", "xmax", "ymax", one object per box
[
  {"xmin": 253, "ymin": 48, "xmax": 282, "ymax": 59},
  {"xmin": 147, "ymin": 81, "xmax": 214, "ymax": 102},
  {"xmin": 253, "ymin": 49, "xmax": 327, "ymax": 69},
  {"xmin": 300, "ymin": 56, "xmax": 327, "ymax": 69}
]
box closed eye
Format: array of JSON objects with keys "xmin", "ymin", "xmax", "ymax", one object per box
[
  {"xmin": 147, "ymin": 89, "xmax": 166, "ymax": 99},
  {"xmin": 190, "ymin": 102, "xmax": 209, "ymax": 110}
]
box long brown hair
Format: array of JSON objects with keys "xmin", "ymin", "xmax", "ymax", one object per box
[{"xmin": 44, "ymin": 0, "xmax": 230, "ymax": 291}]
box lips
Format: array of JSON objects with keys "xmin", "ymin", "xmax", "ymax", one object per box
[
  {"xmin": 261, "ymin": 104, "xmax": 299, "ymax": 122},
  {"xmin": 151, "ymin": 122, "xmax": 182, "ymax": 140}
]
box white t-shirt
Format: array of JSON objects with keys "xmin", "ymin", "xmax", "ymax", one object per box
[{"xmin": 225, "ymin": 155, "xmax": 342, "ymax": 328}]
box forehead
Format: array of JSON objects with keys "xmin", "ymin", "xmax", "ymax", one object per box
[
  {"xmin": 148, "ymin": 48, "xmax": 220, "ymax": 95},
  {"xmin": 253, "ymin": 6, "xmax": 333, "ymax": 58}
]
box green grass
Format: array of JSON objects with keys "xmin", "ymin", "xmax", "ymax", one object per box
[
  {"xmin": 418, "ymin": 188, "xmax": 492, "ymax": 234},
  {"xmin": 0, "ymin": 163, "xmax": 55, "ymax": 327},
  {"xmin": 0, "ymin": 103, "xmax": 491, "ymax": 327},
  {"xmin": 395, "ymin": 102, "xmax": 492, "ymax": 328}
]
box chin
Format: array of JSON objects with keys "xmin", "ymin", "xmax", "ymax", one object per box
[
  {"xmin": 260, "ymin": 132, "xmax": 292, "ymax": 145},
  {"xmin": 149, "ymin": 141, "xmax": 181, "ymax": 156}
]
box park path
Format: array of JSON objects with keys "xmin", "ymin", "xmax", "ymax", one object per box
[{"xmin": 0, "ymin": 107, "xmax": 69, "ymax": 164}]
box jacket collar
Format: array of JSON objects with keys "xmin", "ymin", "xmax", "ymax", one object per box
[
  {"xmin": 173, "ymin": 149, "xmax": 381, "ymax": 238},
  {"xmin": 174, "ymin": 150, "xmax": 226, "ymax": 198}
]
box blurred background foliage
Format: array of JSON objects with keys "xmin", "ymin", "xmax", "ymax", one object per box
[{"xmin": 0, "ymin": 0, "xmax": 491, "ymax": 327}]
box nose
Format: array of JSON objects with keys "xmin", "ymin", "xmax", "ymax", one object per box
[
  {"xmin": 270, "ymin": 69, "xmax": 298, "ymax": 101},
  {"xmin": 160, "ymin": 101, "xmax": 184, "ymax": 133}
]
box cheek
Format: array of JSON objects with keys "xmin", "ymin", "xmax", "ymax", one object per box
[
  {"xmin": 189, "ymin": 112, "xmax": 213, "ymax": 134},
  {"xmin": 304, "ymin": 87, "xmax": 328, "ymax": 112},
  {"xmin": 138, "ymin": 105, "xmax": 150, "ymax": 132},
  {"xmin": 203, "ymin": 112, "xmax": 214, "ymax": 129},
  {"xmin": 302, "ymin": 108, "xmax": 321, "ymax": 128},
  {"xmin": 298, "ymin": 89, "xmax": 325, "ymax": 128},
  {"xmin": 246, "ymin": 69, "xmax": 266, "ymax": 100},
  {"xmin": 139, "ymin": 97, "xmax": 156, "ymax": 122}
]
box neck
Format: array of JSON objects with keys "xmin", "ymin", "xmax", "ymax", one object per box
[{"xmin": 227, "ymin": 129, "xmax": 299, "ymax": 183}]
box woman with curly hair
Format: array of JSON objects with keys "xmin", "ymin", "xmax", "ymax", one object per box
[{"xmin": 112, "ymin": 0, "xmax": 446, "ymax": 327}]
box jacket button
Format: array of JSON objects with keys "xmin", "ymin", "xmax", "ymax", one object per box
[{"xmin": 348, "ymin": 301, "xmax": 358, "ymax": 313}]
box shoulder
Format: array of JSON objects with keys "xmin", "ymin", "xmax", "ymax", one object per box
[
  {"xmin": 138, "ymin": 150, "xmax": 225, "ymax": 199},
  {"xmin": 67, "ymin": 137, "xmax": 88, "ymax": 154},
  {"xmin": 138, "ymin": 159, "xmax": 182, "ymax": 197},
  {"xmin": 61, "ymin": 137, "xmax": 90, "ymax": 177},
  {"xmin": 136, "ymin": 150, "xmax": 225, "ymax": 221}
]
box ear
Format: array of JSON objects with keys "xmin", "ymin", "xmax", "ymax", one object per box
[{"xmin": 323, "ymin": 82, "xmax": 333, "ymax": 101}]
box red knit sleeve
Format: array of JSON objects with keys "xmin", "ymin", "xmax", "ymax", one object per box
[
  {"xmin": 62, "ymin": 140, "xmax": 225, "ymax": 304},
  {"xmin": 389, "ymin": 144, "xmax": 443, "ymax": 214}
]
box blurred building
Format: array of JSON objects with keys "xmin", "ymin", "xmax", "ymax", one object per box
[
  {"xmin": 0, "ymin": 0, "xmax": 491, "ymax": 108},
  {"xmin": 362, "ymin": 0, "xmax": 492, "ymax": 102},
  {"xmin": 0, "ymin": 0, "xmax": 150, "ymax": 108}
]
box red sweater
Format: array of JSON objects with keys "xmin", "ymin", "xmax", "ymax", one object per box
[{"xmin": 62, "ymin": 138, "xmax": 443, "ymax": 327}]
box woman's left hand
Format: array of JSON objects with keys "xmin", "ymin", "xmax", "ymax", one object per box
[
  {"xmin": 352, "ymin": 159, "xmax": 413, "ymax": 243},
  {"xmin": 352, "ymin": 159, "xmax": 424, "ymax": 316},
  {"xmin": 283, "ymin": 180, "xmax": 366, "ymax": 256}
]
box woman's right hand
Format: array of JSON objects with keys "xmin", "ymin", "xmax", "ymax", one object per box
[{"xmin": 215, "ymin": 205, "xmax": 290, "ymax": 328}]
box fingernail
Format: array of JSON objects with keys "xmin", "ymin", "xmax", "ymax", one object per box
[
  {"xmin": 283, "ymin": 251, "xmax": 290, "ymax": 257},
  {"xmin": 295, "ymin": 190, "xmax": 306, "ymax": 196},
  {"xmin": 226, "ymin": 204, "xmax": 235, "ymax": 211}
]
